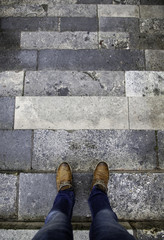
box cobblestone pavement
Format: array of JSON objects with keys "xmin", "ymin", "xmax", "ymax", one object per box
[{"xmin": 0, "ymin": 0, "xmax": 164, "ymax": 239}]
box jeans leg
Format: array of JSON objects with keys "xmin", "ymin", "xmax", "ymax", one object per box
[
  {"xmin": 88, "ymin": 186, "xmax": 135, "ymax": 240},
  {"xmin": 32, "ymin": 189, "xmax": 75, "ymax": 240}
]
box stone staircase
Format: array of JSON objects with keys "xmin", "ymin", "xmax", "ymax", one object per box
[{"xmin": 0, "ymin": 0, "xmax": 164, "ymax": 239}]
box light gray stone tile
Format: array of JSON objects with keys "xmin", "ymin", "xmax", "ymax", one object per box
[
  {"xmin": 14, "ymin": 96, "xmax": 128, "ymax": 130},
  {"xmin": 129, "ymin": 97, "xmax": 164, "ymax": 130},
  {"xmin": 98, "ymin": 5, "xmax": 139, "ymax": 18},
  {"xmin": 140, "ymin": 19, "xmax": 164, "ymax": 34},
  {"xmin": 0, "ymin": 174, "xmax": 17, "ymax": 218},
  {"xmin": 126, "ymin": 71, "xmax": 164, "ymax": 97},
  {"xmin": 33, "ymin": 130, "xmax": 156, "ymax": 171},
  {"xmin": 48, "ymin": 4, "xmax": 96, "ymax": 17},
  {"xmin": 0, "ymin": 230, "xmax": 38, "ymax": 240},
  {"xmin": 99, "ymin": 32, "xmax": 130, "ymax": 49},
  {"xmin": 21, "ymin": 32, "xmax": 98, "ymax": 50},
  {"xmin": 136, "ymin": 229, "xmax": 164, "ymax": 240},
  {"xmin": 0, "ymin": 0, "xmax": 77, "ymax": 4},
  {"xmin": 24, "ymin": 71, "xmax": 125, "ymax": 96},
  {"xmin": 73, "ymin": 231, "xmax": 89, "ymax": 240},
  {"xmin": 140, "ymin": 5, "xmax": 164, "ymax": 19},
  {"xmin": 158, "ymin": 131, "xmax": 164, "ymax": 169},
  {"xmin": 145, "ymin": 50, "xmax": 164, "ymax": 71},
  {"xmin": 0, "ymin": 4, "xmax": 46, "ymax": 17},
  {"xmin": 0, "ymin": 71, "xmax": 24, "ymax": 96}
]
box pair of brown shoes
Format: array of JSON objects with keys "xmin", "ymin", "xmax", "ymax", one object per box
[{"xmin": 56, "ymin": 162, "xmax": 109, "ymax": 193}]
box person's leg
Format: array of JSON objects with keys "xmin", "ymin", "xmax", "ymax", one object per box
[{"xmin": 32, "ymin": 162, "xmax": 75, "ymax": 240}]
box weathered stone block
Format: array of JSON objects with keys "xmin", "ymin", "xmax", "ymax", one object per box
[
  {"xmin": 145, "ymin": 50, "xmax": 164, "ymax": 71},
  {"xmin": 0, "ymin": 174, "xmax": 17, "ymax": 218},
  {"xmin": 140, "ymin": 0, "xmax": 164, "ymax": 4},
  {"xmin": 38, "ymin": 49, "xmax": 145, "ymax": 71},
  {"xmin": 0, "ymin": 130, "xmax": 32, "ymax": 170},
  {"xmin": 0, "ymin": 230, "xmax": 38, "ymax": 240},
  {"xmin": 14, "ymin": 96, "xmax": 128, "ymax": 129},
  {"xmin": 48, "ymin": 4, "xmax": 96, "ymax": 17},
  {"xmin": 129, "ymin": 97, "xmax": 164, "ymax": 130},
  {"xmin": 99, "ymin": 32, "xmax": 130, "ymax": 49},
  {"xmin": 21, "ymin": 32, "xmax": 98, "ymax": 50},
  {"xmin": 0, "ymin": 31, "xmax": 20, "ymax": 49},
  {"xmin": 24, "ymin": 71, "xmax": 125, "ymax": 96},
  {"xmin": 138, "ymin": 33, "xmax": 164, "ymax": 50},
  {"xmin": 0, "ymin": 97, "xmax": 15, "ymax": 129},
  {"xmin": 125, "ymin": 71, "xmax": 164, "ymax": 97},
  {"xmin": 140, "ymin": 19, "xmax": 164, "ymax": 34},
  {"xmin": 0, "ymin": 71, "xmax": 24, "ymax": 96},
  {"xmin": 136, "ymin": 229, "xmax": 164, "ymax": 240},
  {"xmin": 32, "ymin": 130, "xmax": 157, "ymax": 171},
  {"xmin": 158, "ymin": 131, "xmax": 164, "ymax": 169},
  {"xmin": 0, "ymin": 50, "xmax": 37, "ymax": 71},
  {"xmin": 77, "ymin": 0, "xmax": 113, "ymax": 3},
  {"xmin": 98, "ymin": 5, "xmax": 139, "ymax": 18},
  {"xmin": 140, "ymin": 5, "xmax": 164, "ymax": 19}
]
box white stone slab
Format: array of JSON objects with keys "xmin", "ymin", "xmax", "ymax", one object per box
[
  {"xmin": 21, "ymin": 32, "xmax": 98, "ymax": 50},
  {"xmin": 14, "ymin": 96, "xmax": 128, "ymax": 130},
  {"xmin": 140, "ymin": 5, "xmax": 164, "ymax": 19},
  {"xmin": 129, "ymin": 97, "xmax": 164, "ymax": 130},
  {"xmin": 99, "ymin": 32, "xmax": 130, "ymax": 49},
  {"xmin": 98, "ymin": 5, "xmax": 139, "ymax": 18},
  {"xmin": 0, "ymin": 71, "xmax": 24, "ymax": 96},
  {"xmin": 125, "ymin": 71, "xmax": 164, "ymax": 97}
]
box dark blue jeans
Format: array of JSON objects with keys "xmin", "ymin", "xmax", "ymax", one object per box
[{"xmin": 32, "ymin": 186, "xmax": 135, "ymax": 240}]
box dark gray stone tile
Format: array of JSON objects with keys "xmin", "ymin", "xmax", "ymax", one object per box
[
  {"xmin": 0, "ymin": 50, "xmax": 37, "ymax": 71},
  {"xmin": 1, "ymin": 17, "xmax": 58, "ymax": 31},
  {"xmin": 158, "ymin": 131, "xmax": 164, "ymax": 169},
  {"xmin": 0, "ymin": 174, "xmax": 17, "ymax": 219},
  {"xmin": 60, "ymin": 17, "xmax": 98, "ymax": 32},
  {"xmin": 146, "ymin": 50, "xmax": 164, "ymax": 71},
  {"xmin": 38, "ymin": 49, "xmax": 145, "ymax": 71},
  {"xmin": 0, "ymin": 97, "xmax": 15, "ymax": 129},
  {"xmin": 0, "ymin": 130, "xmax": 32, "ymax": 170},
  {"xmin": 33, "ymin": 130, "xmax": 156, "ymax": 171},
  {"xmin": 136, "ymin": 229, "xmax": 164, "ymax": 240},
  {"xmin": 77, "ymin": 0, "xmax": 112, "ymax": 3},
  {"xmin": 0, "ymin": 31, "xmax": 20, "ymax": 49},
  {"xmin": 138, "ymin": 34, "xmax": 164, "ymax": 50},
  {"xmin": 140, "ymin": 0, "xmax": 164, "ymax": 5}
]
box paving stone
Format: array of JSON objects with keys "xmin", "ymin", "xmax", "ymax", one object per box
[
  {"xmin": 0, "ymin": 130, "xmax": 32, "ymax": 170},
  {"xmin": 0, "ymin": 4, "xmax": 46, "ymax": 17},
  {"xmin": 0, "ymin": 97, "xmax": 15, "ymax": 129},
  {"xmin": 60, "ymin": 17, "xmax": 98, "ymax": 32},
  {"xmin": 140, "ymin": 0, "xmax": 164, "ymax": 4},
  {"xmin": 0, "ymin": 71, "xmax": 24, "ymax": 96},
  {"xmin": 0, "ymin": 31, "xmax": 20, "ymax": 49},
  {"xmin": 0, "ymin": 230, "xmax": 38, "ymax": 240},
  {"xmin": 38, "ymin": 49, "xmax": 145, "ymax": 71},
  {"xmin": 140, "ymin": 5, "xmax": 164, "ymax": 19},
  {"xmin": 98, "ymin": 5, "xmax": 139, "ymax": 18},
  {"xmin": 125, "ymin": 71, "xmax": 164, "ymax": 97},
  {"xmin": 99, "ymin": 17, "xmax": 139, "ymax": 33},
  {"xmin": 77, "ymin": 0, "xmax": 113, "ymax": 3},
  {"xmin": 21, "ymin": 32, "xmax": 98, "ymax": 50},
  {"xmin": 32, "ymin": 130, "xmax": 156, "ymax": 171},
  {"xmin": 99, "ymin": 32, "xmax": 130, "ymax": 49},
  {"xmin": 136, "ymin": 229, "xmax": 164, "ymax": 240},
  {"xmin": 0, "ymin": 174, "xmax": 17, "ymax": 219},
  {"xmin": 0, "ymin": 50, "xmax": 37, "ymax": 71},
  {"xmin": 24, "ymin": 71, "xmax": 125, "ymax": 96},
  {"xmin": 158, "ymin": 131, "xmax": 164, "ymax": 169},
  {"xmin": 138, "ymin": 33, "xmax": 164, "ymax": 50},
  {"xmin": 129, "ymin": 97, "xmax": 164, "ymax": 130},
  {"xmin": 48, "ymin": 4, "xmax": 96, "ymax": 17},
  {"xmin": 140, "ymin": 19, "xmax": 164, "ymax": 34},
  {"xmin": 14, "ymin": 96, "xmax": 128, "ymax": 129},
  {"xmin": 145, "ymin": 50, "xmax": 164, "ymax": 71},
  {"xmin": 113, "ymin": 0, "xmax": 140, "ymax": 4},
  {"xmin": 1, "ymin": 17, "xmax": 59, "ymax": 31}
]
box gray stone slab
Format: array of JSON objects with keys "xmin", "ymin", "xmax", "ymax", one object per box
[
  {"xmin": 77, "ymin": 0, "xmax": 113, "ymax": 3},
  {"xmin": 0, "ymin": 50, "xmax": 37, "ymax": 71},
  {"xmin": 113, "ymin": 0, "xmax": 140, "ymax": 4},
  {"xmin": 0, "ymin": 31, "xmax": 20, "ymax": 50},
  {"xmin": 138, "ymin": 33, "xmax": 164, "ymax": 50},
  {"xmin": 125, "ymin": 71, "xmax": 164, "ymax": 97},
  {"xmin": 38, "ymin": 49, "xmax": 145, "ymax": 71},
  {"xmin": 129, "ymin": 97, "xmax": 164, "ymax": 130},
  {"xmin": 158, "ymin": 131, "xmax": 164, "ymax": 169},
  {"xmin": 145, "ymin": 50, "xmax": 164, "ymax": 71},
  {"xmin": 140, "ymin": 0, "xmax": 164, "ymax": 4},
  {"xmin": 48, "ymin": 4, "xmax": 96, "ymax": 17},
  {"xmin": 0, "ymin": 97, "xmax": 15, "ymax": 129},
  {"xmin": 136, "ymin": 229, "xmax": 164, "ymax": 240},
  {"xmin": 32, "ymin": 130, "xmax": 157, "ymax": 171},
  {"xmin": 140, "ymin": 19, "xmax": 164, "ymax": 34},
  {"xmin": 24, "ymin": 71, "xmax": 125, "ymax": 96},
  {"xmin": 0, "ymin": 4, "xmax": 46, "ymax": 17},
  {"xmin": 99, "ymin": 32, "xmax": 130, "ymax": 49},
  {"xmin": 98, "ymin": 5, "xmax": 139, "ymax": 18},
  {"xmin": 0, "ymin": 71, "xmax": 24, "ymax": 96},
  {"xmin": 21, "ymin": 32, "xmax": 98, "ymax": 50},
  {"xmin": 0, "ymin": 174, "xmax": 17, "ymax": 219},
  {"xmin": 0, "ymin": 130, "xmax": 32, "ymax": 170},
  {"xmin": 0, "ymin": 230, "xmax": 38, "ymax": 240},
  {"xmin": 140, "ymin": 5, "xmax": 164, "ymax": 19},
  {"xmin": 14, "ymin": 96, "xmax": 128, "ymax": 129}
]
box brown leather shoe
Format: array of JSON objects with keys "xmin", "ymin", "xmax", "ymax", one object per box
[
  {"xmin": 91, "ymin": 162, "xmax": 109, "ymax": 193},
  {"xmin": 56, "ymin": 162, "xmax": 73, "ymax": 191}
]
